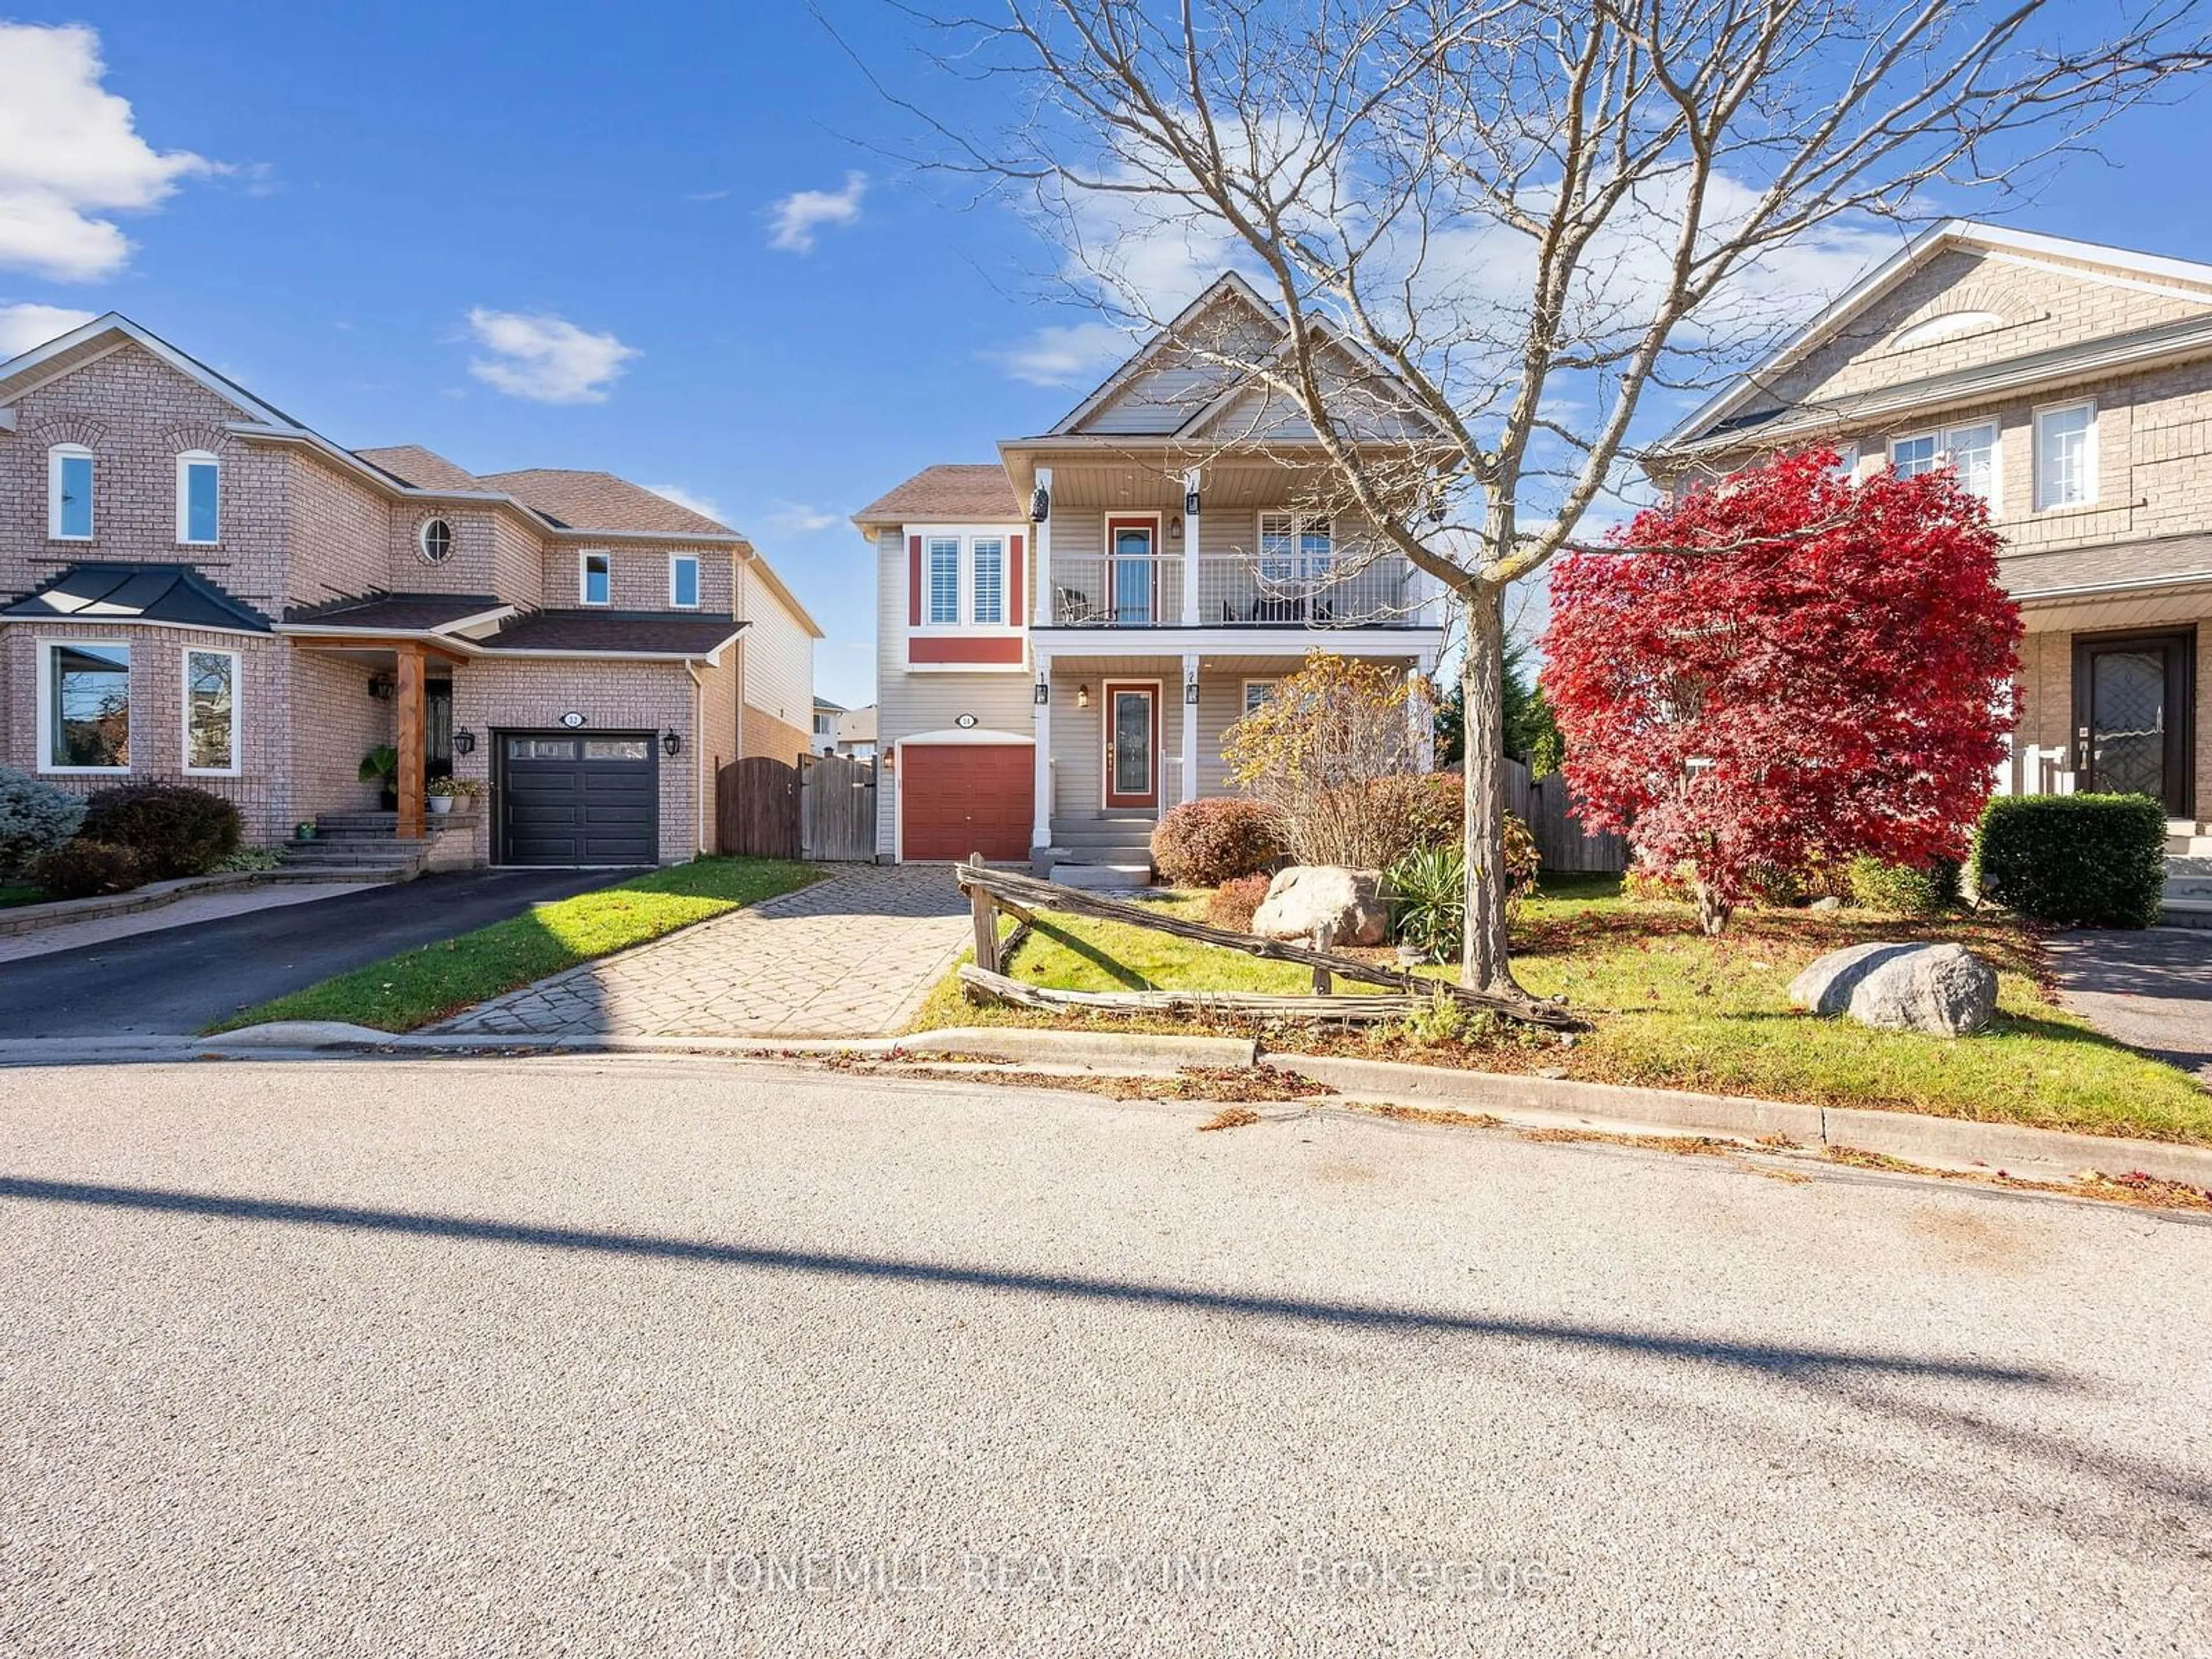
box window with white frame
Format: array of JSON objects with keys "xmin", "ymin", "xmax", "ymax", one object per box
[
  {"xmin": 1242, "ymin": 679, "xmax": 1279, "ymax": 716},
  {"xmin": 183, "ymin": 648, "xmax": 240, "ymax": 774},
  {"xmin": 972, "ymin": 536, "xmax": 1005, "ymax": 625},
  {"xmin": 1889, "ymin": 421, "xmax": 1997, "ymax": 504},
  {"xmin": 1827, "ymin": 445, "xmax": 1859, "ymax": 482},
  {"xmin": 43, "ymin": 641, "xmax": 130, "ymax": 771},
  {"xmin": 1257, "ymin": 513, "xmax": 1333, "ymax": 584},
  {"xmin": 176, "ymin": 452, "xmax": 219, "ymax": 544},
  {"xmin": 669, "ymin": 553, "xmax": 700, "ymax": 608},
  {"xmin": 48, "ymin": 445, "xmax": 94, "ymax": 540},
  {"xmin": 2033, "ymin": 401, "xmax": 2097, "ymax": 510},
  {"xmin": 579, "ymin": 550, "xmax": 611, "ymax": 605},
  {"xmin": 925, "ymin": 536, "xmax": 961, "ymax": 624}
]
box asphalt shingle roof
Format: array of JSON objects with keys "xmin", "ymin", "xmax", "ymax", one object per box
[
  {"xmin": 353, "ymin": 445, "xmax": 484, "ymax": 491},
  {"xmin": 475, "ymin": 609, "xmax": 745, "ymax": 658},
  {"xmin": 476, "ymin": 470, "xmax": 737, "ymax": 537},
  {"xmin": 852, "ymin": 464, "xmax": 1022, "ymax": 527},
  {"xmin": 284, "ymin": 592, "xmax": 507, "ymax": 630}
]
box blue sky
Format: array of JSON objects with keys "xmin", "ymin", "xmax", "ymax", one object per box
[{"xmin": 4, "ymin": 6, "xmax": 2210, "ymax": 706}]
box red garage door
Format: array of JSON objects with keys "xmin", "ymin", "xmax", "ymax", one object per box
[{"xmin": 902, "ymin": 743, "xmax": 1033, "ymax": 861}]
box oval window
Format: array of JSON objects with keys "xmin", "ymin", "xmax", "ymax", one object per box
[{"xmin": 417, "ymin": 518, "xmax": 454, "ymax": 564}]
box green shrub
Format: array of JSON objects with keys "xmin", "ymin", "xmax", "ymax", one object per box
[
  {"xmin": 0, "ymin": 768, "xmax": 86, "ymax": 877},
  {"xmin": 1150, "ymin": 798, "xmax": 1286, "ymax": 887},
  {"xmin": 1387, "ymin": 844, "xmax": 1467, "ymax": 962},
  {"xmin": 1972, "ymin": 793, "xmax": 2168, "ymax": 927},
  {"xmin": 1847, "ymin": 855, "xmax": 1961, "ymax": 916},
  {"xmin": 215, "ymin": 847, "xmax": 285, "ymax": 873},
  {"xmin": 81, "ymin": 783, "xmax": 243, "ymax": 880},
  {"xmin": 29, "ymin": 840, "xmax": 143, "ymax": 899},
  {"xmin": 1206, "ymin": 873, "xmax": 1272, "ymax": 933}
]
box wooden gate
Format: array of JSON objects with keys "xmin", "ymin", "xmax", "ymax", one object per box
[
  {"xmin": 1505, "ymin": 757, "xmax": 1628, "ymax": 873},
  {"xmin": 802, "ymin": 753, "xmax": 878, "ymax": 861},
  {"xmin": 718, "ymin": 756, "xmax": 801, "ymax": 858}
]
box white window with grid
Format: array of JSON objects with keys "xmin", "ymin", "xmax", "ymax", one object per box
[
  {"xmin": 925, "ymin": 536, "xmax": 961, "ymax": 625},
  {"xmin": 2033, "ymin": 401, "xmax": 2097, "ymax": 510},
  {"xmin": 1257, "ymin": 513, "xmax": 1333, "ymax": 584},
  {"xmin": 971, "ymin": 536, "xmax": 1005, "ymax": 624},
  {"xmin": 1889, "ymin": 422, "xmax": 1997, "ymax": 505}
]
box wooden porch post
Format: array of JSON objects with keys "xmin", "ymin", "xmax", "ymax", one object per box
[{"xmin": 396, "ymin": 642, "xmax": 426, "ymax": 840}]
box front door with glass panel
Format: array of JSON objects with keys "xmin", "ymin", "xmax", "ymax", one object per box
[
  {"xmin": 1107, "ymin": 517, "xmax": 1156, "ymax": 625},
  {"xmin": 1103, "ymin": 681, "xmax": 1158, "ymax": 809},
  {"xmin": 2073, "ymin": 630, "xmax": 2195, "ymax": 817}
]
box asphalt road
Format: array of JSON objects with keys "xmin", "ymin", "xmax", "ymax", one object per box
[
  {"xmin": 0, "ymin": 868, "xmax": 624, "ymax": 1036},
  {"xmin": 2, "ymin": 1057, "xmax": 2207, "ymax": 1656}
]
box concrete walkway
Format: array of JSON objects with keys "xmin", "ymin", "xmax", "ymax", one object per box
[
  {"xmin": 2047, "ymin": 927, "xmax": 2212, "ymax": 1085},
  {"xmin": 433, "ymin": 864, "xmax": 970, "ymax": 1040}
]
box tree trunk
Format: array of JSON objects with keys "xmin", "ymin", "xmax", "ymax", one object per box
[
  {"xmin": 1459, "ymin": 582, "xmax": 1526, "ymax": 995},
  {"xmin": 1692, "ymin": 877, "xmax": 1732, "ymax": 936}
]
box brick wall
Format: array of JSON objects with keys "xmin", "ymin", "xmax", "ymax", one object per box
[
  {"xmin": 539, "ymin": 543, "xmax": 737, "ymax": 612},
  {"xmin": 742, "ymin": 704, "xmax": 812, "ymax": 766}
]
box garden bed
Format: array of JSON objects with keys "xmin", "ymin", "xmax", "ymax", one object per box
[{"xmin": 911, "ymin": 874, "xmax": 2212, "ymax": 1145}]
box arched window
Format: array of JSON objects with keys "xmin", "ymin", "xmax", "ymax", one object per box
[
  {"xmin": 176, "ymin": 450, "xmax": 220, "ymax": 544},
  {"xmin": 48, "ymin": 444, "xmax": 93, "ymax": 540}
]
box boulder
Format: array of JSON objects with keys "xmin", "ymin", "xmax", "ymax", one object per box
[
  {"xmin": 1789, "ymin": 941, "xmax": 1998, "ymax": 1037},
  {"xmin": 1251, "ymin": 865, "xmax": 1389, "ymax": 947}
]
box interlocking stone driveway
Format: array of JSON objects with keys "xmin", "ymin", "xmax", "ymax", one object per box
[{"xmin": 433, "ymin": 864, "xmax": 970, "ymax": 1040}]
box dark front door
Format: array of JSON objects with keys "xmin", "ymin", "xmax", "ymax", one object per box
[
  {"xmin": 2073, "ymin": 630, "xmax": 2195, "ymax": 817},
  {"xmin": 498, "ymin": 732, "xmax": 658, "ymax": 865},
  {"xmin": 1102, "ymin": 681, "xmax": 1159, "ymax": 809}
]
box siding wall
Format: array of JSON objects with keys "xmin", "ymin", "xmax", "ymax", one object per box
[{"xmin": 738, "ymin": 561, "xmax": 816, "ymax": 749}]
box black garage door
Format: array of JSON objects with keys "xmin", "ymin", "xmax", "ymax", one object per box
[{"xmin": 498, "ymin": 732, "xmax": 658, "ymax": 865}]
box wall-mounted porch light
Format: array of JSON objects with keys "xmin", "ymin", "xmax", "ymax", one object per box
[
  {"xmin": 1184, "ymin": 679, "xmax": 1201, "ymax": 707},
  {"xmin": 367, "ymin": 672, "xmax": 396, "ymax": 702},
  {"xmin": 1076, "ymin": 684, "xmax": 1092, "ymax": 710},
  {"xmin": 1168, "ymin": 514, "xmax": 1183, "ymax": 541},
  {"xmin": 1184, "ymin": 487, "xmax": 1202, "ymax": 517},
  {"xmin": 452, "ymin": 729, "xmax": 476, "ymax": 756},
  {"xmin": 1033, "ymin": 680, "xmax": 1050, "ymax": 706},
  {"xmin": 1029, "ymin": 486, "xmax": 1051, "ymax": 523},
  {"xmin": 661, "ymin": 730, "xmax": 683, "ymax": 758}
]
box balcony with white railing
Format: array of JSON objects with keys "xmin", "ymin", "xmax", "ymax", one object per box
[{"xmin": 1043, "ymin": 551, "xmax": 1424, "ymax": 630}]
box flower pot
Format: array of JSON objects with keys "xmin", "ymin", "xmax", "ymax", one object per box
[{"xmin": 428, "ymin": 796, "xmax": 454, "ymax": 816}]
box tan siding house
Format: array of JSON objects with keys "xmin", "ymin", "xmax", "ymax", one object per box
[
  {"xmin": 0, "ymin": 313, "xmax": 816, "ymax": 868},
  {"xmin": 1658, "ymin": 222, "xmax": 2212, "ymax": 846}
]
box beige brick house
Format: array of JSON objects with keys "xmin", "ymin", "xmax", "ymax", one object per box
[
  {"xmin": 1659, "ymin": 221, "xmax": 2210, "ymax": 846},
  {"xmin": 0, "ymin": 315, "xmax": 820, "ymax": 866},
  {"xmin": 856, "ymin": 274, "xmax": 1448, "ymax": 878}
]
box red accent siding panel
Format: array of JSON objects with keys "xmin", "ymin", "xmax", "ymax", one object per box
[
  {"xmin": 909, "ymin": 635, "xmax": 1026, "ymax": 665},
  {"xmin": 1008, "ymin": 533, "xmax": 1025, "ymax": 626},
  {"xmin": 902, "ymin": 744, "xmax": 1033, "ymax": 861},
  {"xmin": 907, "ymin": 535, "xmax": 922, "ymax": 626}
]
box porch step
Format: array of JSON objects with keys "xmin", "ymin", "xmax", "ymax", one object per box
[
  {"xmin": 1049, "ymin": 862, "xmax": 1154, "ymax": 891},
  {"xmin": 280, "ymin": 812, "xmax": 430, "ymax": 879},
  {"xmin": 2160, "ymin": 900, "xmax": 2212, "ymax": 929},
  {"xmin": 2168, "ymin": 835, "xmax": 2212, "ymax": 858}
]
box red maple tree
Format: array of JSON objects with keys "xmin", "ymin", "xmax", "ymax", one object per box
[{"xmin": 1542, "ymin": 449, "xmax": 2022, "ymax": 934}]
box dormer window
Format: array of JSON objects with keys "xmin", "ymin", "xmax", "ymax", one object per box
[
  {"xmin": 580, "ymin": 550, "xmax": 612, "ymax": 605},
  {"xmin": 176, "ymin": 452, "xmax": 220, "ymax": 544},
  {"xmin": 48, "ymin": 445, "xmax": 93, "ymax": 540}
]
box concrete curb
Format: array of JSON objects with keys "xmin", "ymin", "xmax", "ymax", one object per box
[{"xmin": 1263, "ymin": 1051, "xmax": 2212, "ymax": 1190}]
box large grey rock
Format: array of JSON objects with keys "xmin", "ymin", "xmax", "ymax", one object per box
[
  {"xmin": 1251, "ymin": 866, "xmax": 1389, "ymax": 946},
  {"xmin": 1789, "ymin": 941, "xmax": 1998, "ymax": 1037}
]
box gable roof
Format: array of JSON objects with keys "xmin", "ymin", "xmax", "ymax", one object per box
[
  {"xmin": 1659, "ymin": 219, "xmax": 2212, "ymax": 453},
  {"xmin": 354, "ymin": 445, "xmax": 483, "ymax": 491},
  {"xmin": 2, "ymin": 563, "xmax": 272, "ymax": 633},
  {"xmin": 852, "ymin": 464, "xmax": 1021, "ymax": 528},
  {"xmin": 0, "ymin": 312, "xmax": 309, "ymax": 431},
  {"xmin": 476, "ymin": 469, "xmax": 735, "ymax": 536},
  {"xmin": 1049, "ymin": 272, "xmax": 1285, "ymax": 435}
]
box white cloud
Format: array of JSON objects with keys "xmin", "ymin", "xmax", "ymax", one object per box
[
  {"xmin": 0, "ymin": 301, "xmax": 96, "ymax": 358},
  {"xmin": 767, "ymin": 172, "xmax": 867, "ymax": 253},
  {"xmin": 767, "ymin": 500, "xmax": 839, "ymax": 533},
  {"xmin": 464, "ymin": 308, "xmax": 639, "ymax": 404},
  {"xmin": 984, "ymin": 321, "xmax": 1138, "ymax": 389},
  {"xmin": 644, "ymin": 482, "xmax": 724, "ymax": 521},
  {"xmin": 0, "ymin": 22, "xmax": 214, "ymax": 281}
]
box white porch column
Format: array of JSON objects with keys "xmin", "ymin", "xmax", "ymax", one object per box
[
  {"xmin": 1032, "ymin": 647, "xmax": 1054, "ymax": 851},
  {"xmin": 1180, "ymin": 466, "xmax": 1202, "ymax": 625},
  {"xmin": 1181, "ymin": 652, "xmax": 1201, "ymax": 805},
  {"xmin": 1031, "ymin": 467, "xmax": 1054, "ymax": 627}
]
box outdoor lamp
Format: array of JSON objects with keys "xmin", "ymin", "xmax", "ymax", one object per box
[
  {"xmin": 1033, "ymin": 680, "xmax": 1050, "ymax": 705},
  {"xmin": 1076, "ymin": 684, "xmax": 1092, "ymax": 709},
  {"xmin": 367, "ymin": 672, "xmax": 396, "ymax": 702},
  {"xmin": 1184, "ymin": 680, "xmax": 1200, "ymax": 706},
  {"xmin": 452, "ymin": 729, "xmax": 476, "ymax": 756},
  {"xmin": 661, "ymin": 730, "xmax": 682, "ymax": 757},
  {"xmin": 1030, "ymin": 486, "xmax": 1051, "ymax": 522},
  {"xmin": 1184, "ymin": 488, "xmax": 1201, "ymax": 516},
  {"xmin": 1169, "ymin": 514, "xmax": 1183, "ymax": 541}
]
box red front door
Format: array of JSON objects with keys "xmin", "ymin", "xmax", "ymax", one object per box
[{"xmin": 1102, "ymin": 681, "xmax": 1159, "ymax": 809}]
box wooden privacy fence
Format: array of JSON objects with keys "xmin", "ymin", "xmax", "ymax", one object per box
[
  {"xmin": 718, "ymin": 756, "xmax": 801, "ymax": 859},
  {"xmin": 802, "ymin": 753, "xmax": 878, "ymax": 862},
  {"xmin": 1504, "ymin": 757, "xmax": 1628, "ymax": 873}
]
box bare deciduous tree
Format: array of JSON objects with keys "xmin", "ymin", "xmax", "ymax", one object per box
[{"xmin": 853, "ymin": 0, "xmax": 2208, "ymax": 997}]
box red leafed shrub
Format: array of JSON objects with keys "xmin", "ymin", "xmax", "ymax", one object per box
[
  {"xmin": 1543, "ymin": 449, "xmax": 2022, "ymax": 934},
  {"xmin": 1207, "ymin": 873, "xmax": 1273, "ymax": 933},
  {"xmin": 1151, "ymin": 798, "xmax": 1286, "ymax": 888}
]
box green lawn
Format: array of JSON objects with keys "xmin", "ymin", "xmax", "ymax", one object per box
[
  {"xmin": 210, "ymin": 857, "xmax": 820, "ymax": 1035},
  {"xmin": 0, "ymin": 884, "xmax": 46, "ymax": 908},
  {"xmin": 911, "ymin": 875, "xmax": 2212, "ymax": 1145}
]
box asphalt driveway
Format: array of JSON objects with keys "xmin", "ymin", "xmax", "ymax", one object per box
[
  {"xmin": 0, "ymin": 868, "xmax": 626, "ymax": 1037},
  {"xmin": 2048, "ymin": 927, "xmax": 2212, "ymax": 1085},
  {"xmin": 2, "ymin": 1058, "xmax": 2206, "ymax": 1654}
]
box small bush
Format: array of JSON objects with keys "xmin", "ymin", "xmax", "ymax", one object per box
[
  {"xmin": 29, "ymin": 840, "xmax": 143, "ymax": 900},
  {"xmin": 1387, "ymin": 828, "xmax": 1540, "ymax": 962},
  {"xmin": 1847, "ymin": 855, "xmax": 1961, "ymax": 916},
  {"xmin": 1207, "ymin": 873, "xmax": 1272, "ymax": 933},
  {"xmin": 1151, "ymin": 798, "xmax": 1286, "ymax": 887},
  {"xmin": 215, "ymin": 847, "xmax": 285, "ymax": 873},
  {"xmin": 0, "ymin": 768, "xmax": 87, "ymax": 877},
  {"xmin": 1392, "ymin": 772, "xmax": 1466, "ymax": 855},
  {"xmin": 1972, "ymin": 793, "xmax": 2169, "ymax": 927},
  {"xmin": 1622, "ymin": 859, "xmax": 1692, "ymax": 903},
  {"xmin": 81, "ymin": 783, "xmax": 243, "ymax": 880}
]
